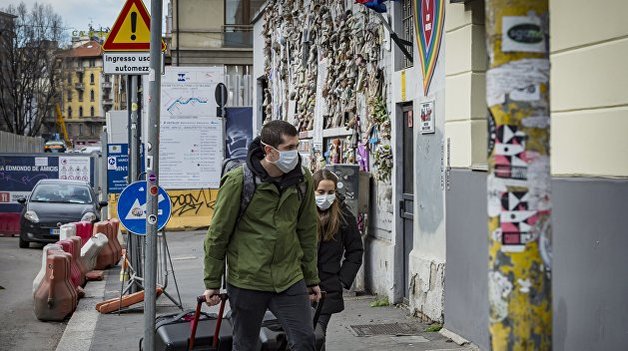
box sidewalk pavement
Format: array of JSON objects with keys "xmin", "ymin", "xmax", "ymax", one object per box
[{"xmin": 56, "ymin": 230, "xmax": 478, "ymax": 351}]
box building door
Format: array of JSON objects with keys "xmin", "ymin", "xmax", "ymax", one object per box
[{"xmin": 400, "ymin": 104, "xmax": 414, "ymax": 301}]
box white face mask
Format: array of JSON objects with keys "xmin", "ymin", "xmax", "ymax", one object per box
[
  {"xmin": 315, "ymin": 193, "xmax": 336, "ymax": 211},
  {"xmin": 264, "ymin": 143, "xmax": 299, "ymax": 173}
]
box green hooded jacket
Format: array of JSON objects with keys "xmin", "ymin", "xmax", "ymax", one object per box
[{"xmin": 203, "ymin": 157, "xmax": 320, "ymax": 292}]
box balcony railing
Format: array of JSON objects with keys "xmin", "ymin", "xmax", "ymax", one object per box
[
  {"xmin": 75, "ymin": 83, "xmax": 84, "ymax": 90},
  {"xmin": 102, "ymin": 81, "xmax": 112, "ymax": 89},
  {"xmin": 75, "ymin": 66, "xmax": 84, "ymax": 73},
  {"xmin": 103, "ymin": 99, "xmax": 113, "ymax": 105}
]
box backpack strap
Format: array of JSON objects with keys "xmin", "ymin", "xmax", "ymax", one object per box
[{"xmin": 238, "ymin": 163, "xmax": 256, "ymax": 223}]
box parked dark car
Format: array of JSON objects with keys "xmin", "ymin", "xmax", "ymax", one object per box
[{"xmin": 17, "ymin": 179, "xmax": 107, "ymax": 248}]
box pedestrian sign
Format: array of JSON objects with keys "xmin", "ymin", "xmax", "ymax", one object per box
[
  {"xmin": 117, "ymin": 181, "xmax": 171, "ymax": 235},
  {"xmin": 102, "ymin": 0, "xmax": 166, "ymax": 52}
]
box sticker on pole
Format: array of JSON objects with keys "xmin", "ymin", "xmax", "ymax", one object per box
[{"xmin": 117, "ymin": 181, "xmax": 171, "ymax": 235}]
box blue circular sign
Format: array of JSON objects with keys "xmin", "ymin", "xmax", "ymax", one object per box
[{"xmin": 117, "ymin": 181, "xmax": 171, "ymax": 235}]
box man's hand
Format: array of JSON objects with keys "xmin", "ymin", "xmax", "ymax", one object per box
[
  {"xmin": 308, "ymin": 285, "xmax": 322, "ymax": 302},
  {"xmin": 203, "ymin": 289, "xmax": 221, "ymax": 306}
]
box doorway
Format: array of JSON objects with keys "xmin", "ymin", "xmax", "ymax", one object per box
[{"xmin": 400, "ymin": 103, "xmax": 414, "ymax": 302}]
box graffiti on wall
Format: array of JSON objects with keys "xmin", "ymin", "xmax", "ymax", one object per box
[
  {"xmin": 109, "ymin": 188, "xmax": 219, "ymax": 230},
  {"xmin": 170, "ymin": 189, "xmax": 216, "ymax": 217}
]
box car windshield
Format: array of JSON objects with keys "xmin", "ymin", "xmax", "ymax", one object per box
[{"xmin": 30, "ymin": 184, "xmax": 92, "ymax": 204}]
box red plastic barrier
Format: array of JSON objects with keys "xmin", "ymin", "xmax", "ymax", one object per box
[
  {"xmin": 109, "ymin": 218, "xmax": 123, "ymax": 262},
  {"xmin": 57, "ymin": 239, "xmax": 84, "ymax": 289},
  {"xmin": 0, "ymin": 213, "xmax": 21, "ymax": 236},
  {"xmin": 33, "ymin": 252, "xmax": 77, "ymax": 321},
  {"xmin": 73, "ymin": 221, "xmax": 93, "ymax": 246},
  {"xmin": 93, "ymin": 222, "xmax": 116, "ymax": 270},
  {"xmin": 69, "ymin": 236, "xmax": 89, "ymax": 281}
]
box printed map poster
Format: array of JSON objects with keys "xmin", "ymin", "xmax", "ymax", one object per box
[{"xmin": 157, "ymin": 66, "xmax": 225, "ymax": 189}]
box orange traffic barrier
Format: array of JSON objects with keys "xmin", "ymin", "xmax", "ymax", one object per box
[
  {"xmin": 69, "ymin": 236, "xmax": 89, "ymax": 280},
  {"xmin": 109, "ymin": 218, "xmax": 124, "ymax": 263},
  {"xmin": 34, "ymin": 252, "xmax": 77, "ymax": 321},
  {"xmin": 33, "ymin": 244, "xmax": 63, "ymax": 295},
  {"xmin": 93, "ymin": 221, "xmax": 116, "ymax": 269},
  {"xmin": 96, "ymin": 287, "xmax": 163, "ymax": 314},
  {"xmin": 57, "ymin": 239, "xmax": 84, "ymax": 289}
]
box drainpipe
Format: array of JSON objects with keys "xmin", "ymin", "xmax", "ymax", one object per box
[
  {"xmin": 176, "ymin": 0, "xmax": 180, "ymax": 66},
  {"xmin": 486, "ymin": 1, "xmax": 552, "ymax": 349}
]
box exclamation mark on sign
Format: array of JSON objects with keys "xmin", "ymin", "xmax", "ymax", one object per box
[{"xmin": 130, "ymin": 12, "xmax": 137, "ymax": 40}]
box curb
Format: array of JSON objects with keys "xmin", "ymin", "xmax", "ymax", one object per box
[
  {"xmin": 439, "ymin": 327, "xmax": 471, "ymax": 346},
  {"xmin": 55, "ymin": 274, "xmax": 107, "ymax": 351}
]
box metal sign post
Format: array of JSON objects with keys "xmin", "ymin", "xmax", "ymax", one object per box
[
  {"xmin": 215, "ymin": 82, "xmax": 228, "ymax": 158},
  {"xmin": 145, "ymin": 0, "xmax": 163, "ymax": 348}
]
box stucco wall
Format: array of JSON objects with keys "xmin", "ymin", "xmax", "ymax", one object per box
[
  {"xmin": 445, "ymin": 170, "xmax": 628, "ymax": 350},
  {"xmin": 550, "ymin": 0, "xmax": 628, "ymax": 177},
  {"xmin": 444, "ymin": 0, "xmax": 487, "ymax": 169}
]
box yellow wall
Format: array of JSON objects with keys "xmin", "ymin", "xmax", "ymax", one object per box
[
  {"xmin": 550, "ymin": 0, "xmax": 628, "ymax": 177},
  {"xmin": 65, "ymin": 61, "xmax": 104, "ymax": 120},
  {"xmin": 108, "ymin": 188, "xmax": 219, "ymax": 232},
  {"xmin": 444, "ymin": 0, "xmax": 487, "ymax": 168},
  {"xmin": 446, "ymin": 0, "xmax": 628, "ymax": 177}
]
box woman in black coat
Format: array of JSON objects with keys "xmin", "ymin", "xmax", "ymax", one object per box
[{"xmin": 312, "ymin": 169, "xmax": 364, "ymax": 339}]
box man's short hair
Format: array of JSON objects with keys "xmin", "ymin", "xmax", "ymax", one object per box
[{"xmin": 260, "ymin": 120, "xmax": 298, "ymax": 148}]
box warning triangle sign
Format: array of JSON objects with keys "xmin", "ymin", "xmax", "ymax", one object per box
[{"xmin": 103, "ymin": 0, "xmax": 166, "ymax": 52}]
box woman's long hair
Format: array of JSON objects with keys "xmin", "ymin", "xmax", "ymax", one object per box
[{"xmin": 313, "ymin": 169, "xmax": 345, "ymax": 242}]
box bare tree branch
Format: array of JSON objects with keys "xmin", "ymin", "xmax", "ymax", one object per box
[{"xmin": 0, "ymin": 2, "xmax": 65, "ymax": 136}]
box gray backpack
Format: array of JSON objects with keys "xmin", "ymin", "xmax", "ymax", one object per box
[{"xmin": 221, "ymin": 158, "xmax": 307, "ymax": 224}]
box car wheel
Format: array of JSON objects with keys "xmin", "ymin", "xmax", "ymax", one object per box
[{"xmin": 18, "ymin": 236, "xmax": 29, "ymax": 248}]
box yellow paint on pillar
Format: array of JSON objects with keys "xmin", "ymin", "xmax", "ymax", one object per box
[
  {"xmin": 401, "ymin": 70, "xmax": 407, "ymax": 101},
  {"xmin": 486, "ymin": 1, "xmax": 551, "ymax": 349}
]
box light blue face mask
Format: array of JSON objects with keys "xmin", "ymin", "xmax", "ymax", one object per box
[
  {"xmin": 315, "ymin": 193, "xmax": 336, "ymax": 211},
  {"xmin": 263, "ymin": 142, "xmax": 299, "ymax": 173}
]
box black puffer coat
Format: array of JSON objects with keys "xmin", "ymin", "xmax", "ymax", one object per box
[{"xmin": 317, "ymin": 205, "xmax": 364, "ymax": 315}]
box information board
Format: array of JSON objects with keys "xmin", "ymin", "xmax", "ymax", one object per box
[{"xmin": 154, "ymin": 66, "xmax": 225, "ymax": 189}]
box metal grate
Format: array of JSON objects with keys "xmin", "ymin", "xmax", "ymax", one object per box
[{"xmin": 349, "ymin": 322, "xmax": 423, "ymax": 336}]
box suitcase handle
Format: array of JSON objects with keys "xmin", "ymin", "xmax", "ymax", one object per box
[
  {"xmin": 189, "ymin": 293, "xmax": 228, "ymax": 351},
  {"xmin": 312, "ymin": 291, "xmax": 327, "ymax": 328}
]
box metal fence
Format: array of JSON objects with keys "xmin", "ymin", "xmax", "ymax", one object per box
[{"xmin": 0, "ymin": 131, "xmax": 45, "ymax": 153}]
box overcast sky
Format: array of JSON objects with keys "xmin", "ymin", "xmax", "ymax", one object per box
[{"xmin": 6, "ymin": 0, "xmax": 169, "ymax": 36}]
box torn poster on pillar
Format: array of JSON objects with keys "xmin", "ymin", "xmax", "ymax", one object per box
[
  {"xmin": 489, "ymin": 271, "xmax": 512, "ymax": 323},
  {"xmin": 494, "ymin": 124, "xmax": 528, "ymax": 180},
  {"xmin": 502, "ymin": 16, "xmax": 546, "ymax": 53},
  {"xmin": 486, "ymin": 59, "xmax": 549, "ymax": 107}
]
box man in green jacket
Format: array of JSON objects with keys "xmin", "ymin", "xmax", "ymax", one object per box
[{"xmin": 204, "ymin": 120, "xmax": 322, "ymax": 351}]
